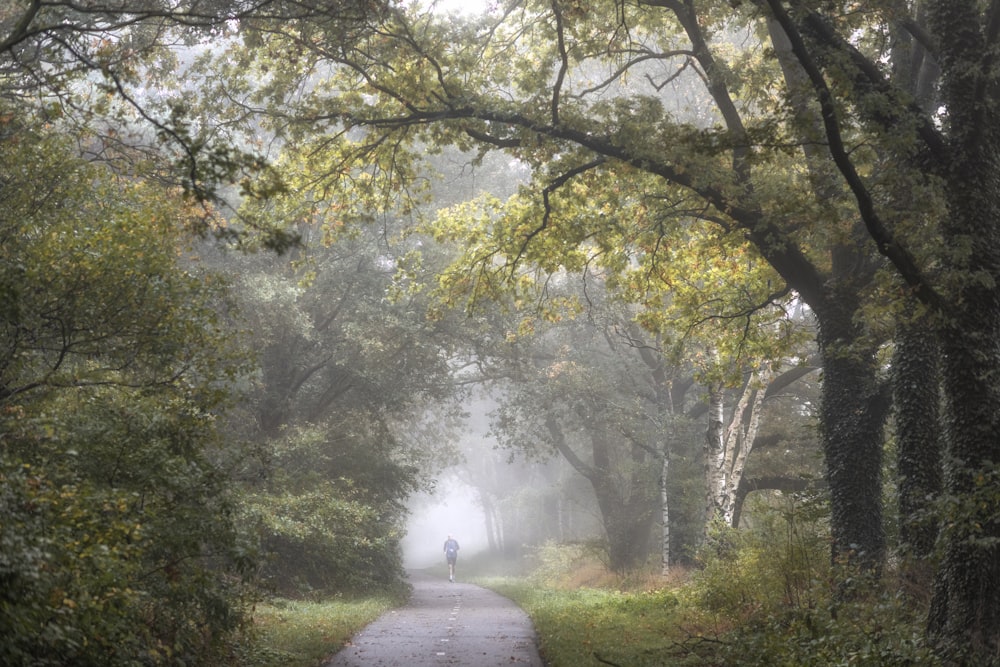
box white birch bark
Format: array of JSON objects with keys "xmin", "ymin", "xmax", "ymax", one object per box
[
  {"xmin": 705, "ymin": 368, "xmax": 774, "ymax": 533},
  {"xmin": 660, "ymin": 448, "xmax": 670, "ymax": 574},
  {"xmin": 720, "ymin": 368, "xmax": 771, "ymax": 526},
  {"xmin": 704, "ymin": 380, "xmax": 726, "ymax": 534}
]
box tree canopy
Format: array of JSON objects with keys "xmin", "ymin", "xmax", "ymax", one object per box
[
  {"xmin": 194, "ymin": 0, "xmax": 997, "ymax": 658},
  {"xmin": 3, "ymin": 0, "xmax": 1000, "ymax": 663}
]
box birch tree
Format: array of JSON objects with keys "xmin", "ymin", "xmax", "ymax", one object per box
[{"xmin": 705, "ymin": 366, "xmax": 773, "ymax": 530}]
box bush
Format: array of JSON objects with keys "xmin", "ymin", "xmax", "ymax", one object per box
[
  {"xmin": 711, "ymin": 592, "xmax": 940, "ymax": 667},
  {"xmin": 692, "ymin": 509, "xmax": 827, "ymax": 618},
  {"xmin": 526, "ymin": 541, "xmax": 593, "ymax": 588},
  {"xmin": 688, "ymin": 496, "xmax": 940, "ymax": 666},
  {"xmin": 0, "ymin": 450, "xmax": 258, "ymax": 667},
  {"xmin": 237, "ymin": 424, "xmax": 413, "ymax": 598},
  {"xmin": 242, "ymin": 489, "xmax": 408, "ymax": 597},
  {"xmin": 0, "ymin": 462, "xmax": 147, "ymax": 666}
]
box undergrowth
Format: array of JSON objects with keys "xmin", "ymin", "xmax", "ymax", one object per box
[
  {"xmin": 476, "ymin": 495, "xmax": 940, "ymax": 666},
  {"xmin": 245, "ymin": 495, "xmax": 941, "ymax": 666}
]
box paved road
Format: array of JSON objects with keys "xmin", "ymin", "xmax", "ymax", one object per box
[{"xmin": 323, "ymin": 572, "xmax": 544, "ymax": 667}]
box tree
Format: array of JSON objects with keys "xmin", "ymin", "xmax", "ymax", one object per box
[
  {"xmin": 745, "ymin": 1, "xmax": 1000, "ymax": 657},
  {"xmin": 215, "ymin": 198, "xmax": 481, "ymax": 593},
  {"xmin": 191, "ymin": 0, "xmax": 999, "ymax": 656},
  {"xmin": 488, "ymin": 301, "xmax": 666, "ymax": 572},
  {"xmin": 0, "ymin": 0, "xmax": 400, "ymax": 254},
  {"xmin": 206, "ymin": 0, "xmax": 893, "ymax": 578},
  {"xmin": 0, "ymin": 119, "xmax": 255, "ymax": 666}
]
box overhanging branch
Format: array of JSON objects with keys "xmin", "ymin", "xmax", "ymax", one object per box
[{"xmin": 764, "ymin": 0, "xmax": 945, "ymax": 313}]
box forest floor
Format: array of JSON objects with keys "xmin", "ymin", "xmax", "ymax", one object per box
[{"xmin": 321, "ymin": 570, "xmax": 544, "ymax": 667}]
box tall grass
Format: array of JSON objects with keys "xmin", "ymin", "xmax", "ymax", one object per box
[
  {"xmin": 471, "ymin": 542, "xmax": 698, "ymax": 666},
  {"xmin": 482, "ymin": 577, "xmax": 696, "ymax": 666}
]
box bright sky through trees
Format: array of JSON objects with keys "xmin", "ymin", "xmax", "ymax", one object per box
[{"xmin": 414, "ymin": 0, "xmax": 495, "ymax": 17}]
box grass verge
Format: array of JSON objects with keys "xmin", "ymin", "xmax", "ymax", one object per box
[
  {"xmin": 239, "ymin": 595, "xmax": 400, "ymax": 667},
  {"xmin": 477, "ymin": 576, "xmax": 704, "ymax": 667}
]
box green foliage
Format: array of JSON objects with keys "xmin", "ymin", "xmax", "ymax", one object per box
[
  {"xmin": 934, "ymin": 460, "xmax": 1000, "ymax": 553},
  {"xmin": 242, "ymin": 485, "xmax": 407, "ymax": 597},
  {"xmin": 689, "ymin": 497, "xmax": 939, "ymax": 667},
  {"xmin": 0, "ymin": 122, "xmax": 244, "ymax": 403},
  {"xmin": 0, "ymin": 121, "xmax": 258, "ymax": 666},
  {"xmin": 710, "ymin": 594, "xmax": 940, "ymax": 667},
  {"xmin": 0, "ymin": 407, "xmax": 257, "ymax": 666},
  {"xmin": 691, "ymin": 499, "xmax": 829, "ymax": 620},
  {"xmin": 0, "ymin": 461, "xmax": 146, "ymax": 667},
  {"xmin": 237, "ymin": 423, "xmax": 414, "ymax": 597}
]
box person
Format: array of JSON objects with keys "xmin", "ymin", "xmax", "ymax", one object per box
[{"xmin": 443, "ymin": 534, "xmax": 460, "ymax": 582}]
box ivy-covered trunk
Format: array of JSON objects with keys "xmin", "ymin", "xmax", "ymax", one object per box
[
  {"xmin": 816, "ymin": 291, "xmax": 888, "ymax": 573},
  {"xmin": 925, "ymin": 2, "xmax": 1000, "ymax": 658},
  {"xmin": 930, "ymin": 322, "xmax": 1000, "ymax": 659},
  {"xmin": 891, "ymin": 317, "xmax": 941, "ymax": 573}
]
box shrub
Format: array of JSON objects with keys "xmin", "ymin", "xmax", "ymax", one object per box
[
  {"xmin": 237, "ymin": 425, "xmax": 413, "ymax": 598},
  {"xmin": 526, "ymin": 540, "xmax": 593, "ymax": 588},
  {"xmin": 0, "ymin": 450, "xmax": 258, "ymax": 667},
  {"xmin": 242, "ymin": 488, "xmax": 408, "ymax": 597},
  {"xmin": 0, "ymin": 462, "xmax": 147, "ymax": 666},
  {"xmin": 688, "ymin": 495, "xmax": 939, "ymax": 666}
]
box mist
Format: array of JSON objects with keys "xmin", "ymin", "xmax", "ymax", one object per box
[{"xmin": 402, "ymin": 480, "xmax": 490, "ymax": 569}]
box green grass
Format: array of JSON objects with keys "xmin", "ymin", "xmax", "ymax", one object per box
[
  {"xmin": 478, "ymin": 577, "xmax": 701, "ymax": 667},
  {"xmin": 243, "ymin": 512, "xmax": 940, "ymax": 667},
  {"xmin": 242, "ymin": 560, "xmax": 934, "ymax": 667},
  {"xmin": 240, "ymin": 596, "xmax": 400, "ymax": 667}
]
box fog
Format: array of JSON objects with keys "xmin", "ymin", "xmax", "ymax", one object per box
[
  {"xmin": 402, "ymin": 480, "xmax": 490, "ymax": 569},
  {"xmin": 402, "ymin": 393, "xmax": 498, "ymax": 569}
]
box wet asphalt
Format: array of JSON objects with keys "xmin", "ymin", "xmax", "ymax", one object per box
[{"xmin": 322, "ymin": 571, "xmax": 545, "ymax": 667}]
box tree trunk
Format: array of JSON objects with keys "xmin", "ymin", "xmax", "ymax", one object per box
[
  {"xmin": 930, "ymin": 325, "xmax": 1000, "ymax": 659},
  {"xmin": 545, "ymin": 416, "xmax": 656, "ymax": 572},
  {"xmin": 763, "ymin": 11, "xmax": 893, "ymax": 575},
  {"xmin": 660, "ymin": 448, "xmax": 670, "ymax": 574},
  {"xmin": 720, "ymin": 370, "xmax": 770, "ymax": 526},
  {"xmin": 593, "ymin": 474, "xmax": 657, "ymax": 573},
  {"xmin": 924, "ymin": 2, "xmax": 1000, "ymax": 658},
  {"xmin": 816, "ymin": 295, "xmax": 889, "ymax": 573},
  {"xmin": 892, "ymin": 314, "xmax": 941, "ymax": 584},
  {"xmin": 703, "ymin": 380, "xmax": 725, "ymax": 538},
  {"xmin": 479, "ymin": 490, "xmax": 499, "ymax": 553},
  {"xmin": 885, "ymin": 2, "xmax": 943, "ymax": 598}
]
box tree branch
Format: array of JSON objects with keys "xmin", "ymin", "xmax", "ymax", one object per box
[
  {"xmin": 764, "ymin": 0, "xmax": 944, "ymax": 313},
  {"xmin": 798, "ymin": 10, "xmax": 947, "ymax": 162},
  {"xmin": 550, "ymin": 0, "xmax": 569, "ymax": 126}
]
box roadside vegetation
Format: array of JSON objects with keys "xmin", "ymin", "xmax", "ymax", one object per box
[
  {"xmin": 248, "ymin": 493, "xmax": 937, "ymax": 667},
  {"xmin": 239, "ymin": 595, "xmax": 402, "ymax": 667},
  {"xmin": 472, "ymin": 496, "xmax": 938, "ymax": 667}
]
